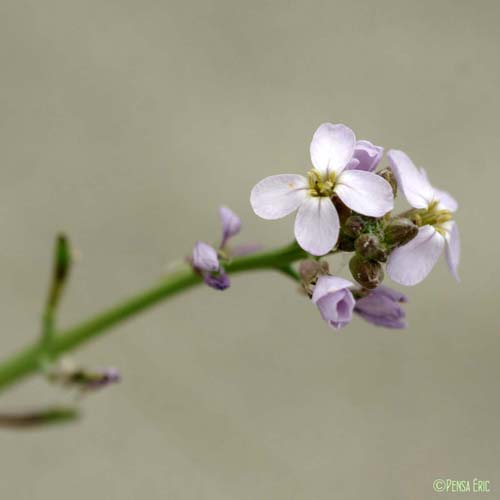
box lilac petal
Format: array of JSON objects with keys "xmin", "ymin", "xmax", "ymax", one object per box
[
  {"xmin": 435, "ymin": 188, "xmax": 458, "ymax": 213},
  {"xmin": 310, "ymin": 123, "xmax": 356, "ymax": 176},
  {"xmin": 230, "ymin": 243, "xmax": 264, "ymax": 257},
  {"xmin": 311, "ymin": 275, "xmax": 355, "ymax": 302},
  {"xmin": 354, "ymin": 290, "xmax": 407, "ymax": 329},
  {"xmin": 312, "ymin": 276, "xmax": 355, "ymax": 329},
  {"xmin": 219, "ymin": 206, "xmax": 241, "ymax": 247},
  {"xmin": 356, "ymin": 309, "xmax": 407, "ymax": 328},
  {"xmin": 387, "ymin": 225, "xmax": 445, "ymax": 286},
  {"xmin": 444, "ymin": 221, "xmax": 460, "ymax": 282},
  {"xmin": 419, "ymin": 168, "xmax": 458, "ymax": 213},
  {"xmin": 346, "ymin": 140, "xmax": 384, "ymax": 172},
  {"xmin": 387, "ymin": 150, "xmax": 435, "ymax": 209},
  {"xmin": 192, "ymin": 241, "xmax": 219, "ymax": 272},
  {"xmin": 373, "ymin": 285, "xmax": 408, "ymax": 303},
  {"xmin": 294, "ymin": 196, "xmax": 340, "ymax": 256},
  {"xmin": 345, "ymin": 158, "xmax": 360, "ymax": 170},
  {"xmin": 250, "ymin": 174, "xmax": 308, "ymax": 220},
  {"xmin": 203, "ymin": 269, "xmax": 230, "ymax": 290},
  {"xmin": 335, "ymin": 170, "xmax": 394, "ymax": 217}
]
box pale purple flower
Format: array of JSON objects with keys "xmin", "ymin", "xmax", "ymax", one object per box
[
  {"xmin": 219, "ymin": 206, "xmax": 242, "ymax": 248},
  {"xmin": 250, "ymin": 123, "xmax": 394, "ymax": 256},
  {"xmin": 346, "ymin": 140, "xmax": 384, "ymax": 172},
  {"xmin": 312, "ymin": 275, "xmax": 355, "ymax": 329},
  {"xmin": 203, "ymin": 269, "xmax": 230, "ymax": 290},
  {"xmin": 192, "ymin": 241, "xmax": 219, "ymax": 272},
  {"xmin": 386, "ymin": 150, "xmax": 460, "ymax": 286},
  {"xmin": 191, "ymin": 241, "xmax": 230, "ymax": 291},
  {"xmin": 354, "ymin": 286, "xmax": 408, "ymax": 329}
]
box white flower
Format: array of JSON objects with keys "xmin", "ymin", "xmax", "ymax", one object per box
[
  {"xmin": 250, "ymin": 123, "xmax": 394, "ymax": 256},
  {"xmin": 386, "ymin": 150, "xmax": 460, "ymax": 286}
]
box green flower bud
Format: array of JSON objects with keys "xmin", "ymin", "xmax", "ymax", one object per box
[
  {"xmin": 349, "ymin": 254, "xmax": 384, "ymax": 289},
  {"xmin": 354, "ymin": 234, "xmax": 387, "ymax": 262},
  {"xmin": 378, "ymin": 167, "xmax": 397, "ymax": 196},
  {"xmin": 343, "ymin": 215, "xmax": 365, "ymax": 238},
  {"xmin": 385, "ymin": 217, "xmax": 418, "ymax": 247}
]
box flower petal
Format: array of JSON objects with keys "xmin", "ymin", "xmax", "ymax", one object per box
[
  {"xmin": 310, "ymin": 123, "xmax": 356, "ymax": 175},
  {"xmin": 311, "ymin": 275, "xmax": 355, "ymax": 303},
  {"xmin": 387, "ymin": 150, "xmax": 435, "ymax": 209},
  {"xmin": 203, "ymin": 268, "xmax": 230, "ymax": 290},
  {"xmin": 387, "ymin": 225, "xmax": 445, "ymax": 286},
  {"xmin": 419, "ymin": 168, "xmax": 458, "ymax": 213},
  {"xmin": 435, "ymin": 188, "xmax": 458, "ymax": 213},
  {"xmin": 444, "ymin": 221, "xmax": 460, "ymax": 281},
  {"xmin": 250, "ymin": 174, "xmax": 308, "ymax": 220},
  {"xmin": 192, "ymin": 241, "xmax": 219, "ymax": 272},
  {"xmin": 294, "ymin": 196, "xmax": 339, "ymax": 256},
  {"xmin": 219, "ymin": 206, "xmax": 241, "ymax": 247},
  {"xmin": 345, "ymin": 140, "xmax": 384, "ymax": 172},
  {"xmin": 335, "ymin": 170, "xmax": 394, "ymax": 216}
]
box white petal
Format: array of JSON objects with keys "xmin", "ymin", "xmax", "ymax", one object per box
[
  {"xmin": 311, "ymin": 275, "xmax": 355, "ymax": 303},
  {"xmin": 435, "ymin": 188, "xmax": 458, "ymax": 213},
  {"xmin": 250, "ymin": 174, "xmax": 308, "ymax": 220},
  {"xmin": 335, "ymin": 170, "xmax": 394, "ymax": 217},
  {"xmin": 294, "ymin": 196, "xmax": 339, "ymax": 256},
  {"xmin": 310, "ymin": 123, "xmax": 356, "ymax": 175},
  {"xmin": 387, "ymin": 150, "xmax": 434, "ymax": 209},
  {"xmin": 444, "ymin": 221, "xmax": 460, "ymax": 281},
  {"xmin": 387, "ymin": 225, "xmax": 445, "ymax": 286},
  {"xmin": 419, "ymin": 168, "xmax": 458, "ymax": 213}
]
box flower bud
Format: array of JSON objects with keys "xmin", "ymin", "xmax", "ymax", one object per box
[
  {"xmin": 384, "ymin": 218, "xmax": 418, "ymax": 247},
  {"xmin": 349, "ymin": 255, "xmax": 384, "ymax": 289},
  {"xmin": 337, "ymin": 232, "xmax": 355, "ymax": 252},
  {"xmin": 343, "ymin": 215, "xmax": 365, "ymax": 238},
  {"xmin": 378, "ymin": 167, "xmax": 397, "ymax": 196},
  {"xmin": 354, "ymin": 234, "xmax": 387, "ymax": 262},
  {"xmin": 299, "ymin": 260, "xmax": 328, "ymax": 283}
]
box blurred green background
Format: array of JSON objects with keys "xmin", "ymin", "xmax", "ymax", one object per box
[{"xmin": 0, "ymin": 0, "xmax": 498, "ymax": 498}]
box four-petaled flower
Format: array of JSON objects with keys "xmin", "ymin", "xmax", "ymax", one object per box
[
  {"xmin": 250, "ymin": 123, "xmax": 394, "ymax": 256},
  {"xmin": 386, "ymin": 150, "xmax": 460, "ymax": 286}
]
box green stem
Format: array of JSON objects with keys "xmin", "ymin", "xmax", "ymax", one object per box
[{"xmin": 0, "ymin": 242, "xmax": 307, "ymax": 393}]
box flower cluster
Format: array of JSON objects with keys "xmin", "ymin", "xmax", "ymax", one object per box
[{"xmin": 250, "ymin": 123, "xmax": 460, "ymax": 330}]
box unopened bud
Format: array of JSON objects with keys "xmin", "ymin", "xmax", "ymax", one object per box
[
  {"xmin": 378, "ymin": 167, "xmax": 397, "ymax": 196},
  {"xmin": 337, "ymin": 233, "xmax": 355, "ymax": 252},
  {"xmin": 385, "ymin": 218, "xmax": 418, "ymax": 247},
  {"xmin": 349, "ymin": 255, "xmax": 384, "ymax": 289},
  {"xmin": 54, "ymin": 234, "xmax": 71, "ymax": 284},
  {"xmin": 299, "ymin": 260, "xmax": 328, "ymax": 283},
  {"xmin": 343, "ymin": 215, "xmax": 365, "ymax": 238},
  {"xmin": 354, "ymin": 234, "xmax": 387, "ymax": 262}
]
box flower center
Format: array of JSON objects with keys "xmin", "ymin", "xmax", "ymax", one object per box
[
  {"xmin": 413, "ymin": 200, "xmax": 452, "ymax": 235},
  {"xmin": 307, "ymin": 168, "xmax": 336, "ymax": 197}
]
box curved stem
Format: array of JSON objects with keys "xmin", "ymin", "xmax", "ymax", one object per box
[{"xmin": 0, "ymin": 242, "xmax": 307, "ymax": 393}]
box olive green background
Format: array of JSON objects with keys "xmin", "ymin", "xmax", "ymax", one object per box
[{"xmin": 1, "ymin": 0, "xmax": 498, "ymax": 498}]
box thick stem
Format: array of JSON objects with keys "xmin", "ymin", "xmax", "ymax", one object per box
[{"xmin": 0, "ymin": 242, "xmax": 307, "ymax": 393}]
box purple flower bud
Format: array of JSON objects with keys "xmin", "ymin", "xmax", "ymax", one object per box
[
  {"xmin": 219, "ymin": 206, "xmax": 242, "ymax": 248},
  {"xmin": 354, "ymin": 286, "xmax": 408, "ymax": 329},
  {"xmin": 83, "ymin": 367, "xmax": 121, "ymax": 390},
  {"xmin": 312, "ymin": 276, "xmax": 355, "ymax": 329},
  {"xmin": 346, "ymin": 140, "xmax": 384, "ymax": 172},
  {"xmin": 192, "ymin": 241, "xmax": 220, "ymax": 272},
  {"xmin": 203, "ymin": 268, "xmax": 230, "ymax": 290}
]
